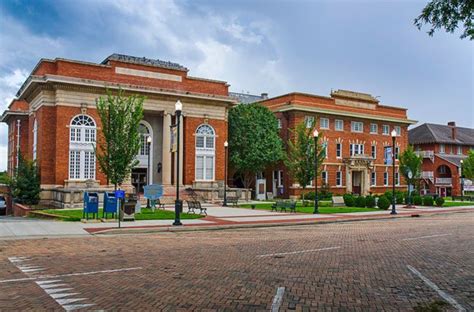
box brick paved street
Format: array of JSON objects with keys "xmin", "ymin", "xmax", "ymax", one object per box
[{"xmin": 0, "ymin": 212, "xmax": 472, "ymax": 311}]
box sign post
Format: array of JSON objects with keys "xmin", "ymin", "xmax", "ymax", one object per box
[{"xmin": 114, "ymin": 189, "xmax": 125, "ymax": 229}]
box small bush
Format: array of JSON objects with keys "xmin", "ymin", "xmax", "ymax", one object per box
[
  {"xmin": 355, "ymin": 196, "xmax": 366, "ymax": 207},
  {"xmin": 365, "ymin": 195, "xmax": 376, "ymax": 208},
  {"xmin": 413, "ymin": 195, "xmax": 422, "ymax": 205},
  {"xmin": 301, "ymin": 192, "xmax": 315, "ymax": 201},
  {"xmin": 343, "ymin": 194, "xmax": 355, "ymax": 207},
  {"xmin": 396, "ymin": 192, "xmax": 404, "ymax": 204},
  {"xmin": 423, "ymin": 196, "xmax": 434, "ymax": 206},
  {"xmin": 377, "ymin": 196, "xmax": 390, "ymax": 210},
  {"xmin": 435, "ymin": 197, "xmax": 445, "ymax": 207}
]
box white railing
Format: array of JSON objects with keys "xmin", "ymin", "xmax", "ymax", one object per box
[
  {"xmin": 422, "ymin": 171, "xmax": 434, "ymax": 179},
  {"xmin": 435, "ymin": 178, "xmax": 452, "ymax": 185},
  {"xmin": 415, "ymin": 150, "xmax": 434, "ymax": 158}
]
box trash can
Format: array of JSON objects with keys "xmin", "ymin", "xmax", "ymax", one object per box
[
  {"xmin": 122, "ymin": 193, "xmax": 137, "ymax": 221},
  {"xmin": 83, "ymin": 192, "xmax": 99, "ymax": 219},
  {"xmin": 103, "ymin": 192, "xmax": 117, "ymax": 218}
]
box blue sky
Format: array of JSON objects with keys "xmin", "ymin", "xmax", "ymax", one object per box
[{"xmin": 0, "ymin": 0, "xmax": 472, "ymax": 170}]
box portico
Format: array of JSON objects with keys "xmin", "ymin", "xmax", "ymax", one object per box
[{"xmin": 344, "ymin": 156, "xmax": 374, "ymax": 195}]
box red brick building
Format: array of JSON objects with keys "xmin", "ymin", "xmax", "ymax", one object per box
[
  {"xmin": 1, "ymin": 54, "xmax": 236, "ymax": 207},
  {"xmin": 408, "ymin": 122, "xmax": 474, "ymax": 197},
  {"xmin": 257, "ymin": 90, "xmax": 416, "ymax": 200}
]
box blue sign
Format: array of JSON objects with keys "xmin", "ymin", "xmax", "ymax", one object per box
[
  {"xmin": 144, "ymin": 184, "xmax": 163, "ymax": 200},
  {"xmin": 384, "ymin": 147, "xmax": 393, "ymax": 165},
  {"xmin": 115, "ymin": 190, "xmax": 125, "ymax": 199}
]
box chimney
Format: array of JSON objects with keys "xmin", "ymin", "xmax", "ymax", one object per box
[
  {"xmin": 448, "ymin": 121, "xmax": 456, "ymax": 140},
  {"xmin": 261, "ymin": 93, "xmax": 268, "ymax": 100}
]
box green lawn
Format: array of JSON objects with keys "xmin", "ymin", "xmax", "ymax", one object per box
[
  {"xmin": 238, "ymin": 203, "xmax": 379, "ymax": 214},
  {"xmin": 442, "ymin": 201, "xmax": 474, "ymax": 207},
  {"xmin": 38, "ymin": 208, "xmax": 204, "ymax": 222}
]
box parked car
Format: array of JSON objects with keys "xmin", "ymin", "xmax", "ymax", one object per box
[{"xmin": 0, "ymin": 195, "xmax": 6, "ymax": 215}]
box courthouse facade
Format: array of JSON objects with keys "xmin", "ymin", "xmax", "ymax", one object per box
[{"xmin": 1, "ymin": 54, "xmax": 235, "ymax": 207}]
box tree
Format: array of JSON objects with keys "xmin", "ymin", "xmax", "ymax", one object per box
[
  {"xmin": 399, "ymin": 145, "xmax": 423, "ymax": 191},
  {"xmin": 461, "ymin": 149, "xmax": 474, "ymax": 179},
  {"xmin": 228, "ymin": 103, "xmax": 284, "ymax": 196},
  {"xmin": 284, "ymin": 122, "xmax": 325, "ymax": 205},
  {"xmin": 10, "ymin": 153, "xmax": 41, "ymax": 205},
  {"xmin": 96, "ymin": 89, "xmax": 145, "ymax": 189},
  {"xmin": 414, "ymin": 0, "xmax": 474, "ymax": 40}
]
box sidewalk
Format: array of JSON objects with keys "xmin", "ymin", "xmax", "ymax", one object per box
[{"xmin": 2, "ymin": 204, "xmax": 472, "ymax": 239}]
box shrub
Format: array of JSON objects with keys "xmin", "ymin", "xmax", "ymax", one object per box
[
  {"xmin": 435, "ymin": 197, "xmax": 445, "ymax": 207},
  {"xmin": 343, "ymin": 194, "xmax": 355, "ymax": 207},
  {"xmin": 396, "ymin": 192, "xmax": 404, "ymax": 204},
  {"xmin": 377, "ymin": 196, "xmax": 390, "ymax": 210},
  {"xmin": 365, "ymin": 195, "xmax": 376, "ymax": 208},
  {"xmin": 413, "ymin": 195, "xmax": 422, "ymax": 205},
  {"xmin": 355, "ymin": 196, "xmax": 366, "ymax": 207},
  {"xmin": 301, "ymin": 192, "xmax": 315, "ymax": 201},
  {"xmin": 423, "ymin": 196, "xmax": 434, "ymax": 206}
]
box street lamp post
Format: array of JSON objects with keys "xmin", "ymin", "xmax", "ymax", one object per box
[
  {"xmin": 390, "ymin": 129, "xmax": 397, "ymax": 215},
  {"xmin": 223, "ymin": 141, "xmax": 228, "ymax": 206},
  {"xmin": 146, "ymin": 135, "xmax": 152, "ymax": 209},
  {"xmin": 173, "ymin": 100, "xmax": 183, "ymax": 226},
  {"xmin": 460, "ymin": 159, "xmax": 464, "ymax": 201},
  {"xmin": 313, "ymin": 129, "xmax": 319, "ymax": 214}
]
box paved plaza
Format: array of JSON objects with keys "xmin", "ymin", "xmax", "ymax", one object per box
[{"xmin": 0, "ymin": 212, "xmax": 472, "ymax": 311}]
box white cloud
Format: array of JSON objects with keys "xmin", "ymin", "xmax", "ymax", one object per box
[{"xmin": 0, "ymin": 69, "xmax": 29, "ymax": 108}]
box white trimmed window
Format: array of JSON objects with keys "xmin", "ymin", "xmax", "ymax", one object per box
[
  {"xmin": 322, "ymin": 142, "xmax": 328, "ymax": 159},
  {"xmin": 195, "ymin": 124, "xmax": 215, "ymax": 181},
  {"xmin": 395, "ymin": 126, "xmax": 401, "ymax": 136},
  {"xmin": 322, "ymin": 171, "xmax": 328, "ymax": 184},
  {"xmin": 32, "ymin": 119, "xmax": 38, "ymax": 161},
  {"xmin": 336, "ymin": 171, "xmax": 342, "ymax": 186},
  {"xmin": 350, "ymin": 144, "xmax": 364, "ymax": 156},
  {"xmin": 382, "ymin": 125, "xmax": 389, "ymax": 135},
  {"xmin": 370, "ymin": 123, "xmax": 378, "ymax": 134},
  {"xmin": 440, "ymin": 144, "xmax": 445, "ymax": 153},
  {"xmin": 335, "ymin": 119, "xmax": 344, "ymax": 131},
  {"xmin": 138, "ymin": 123, "xmax": 151, "ymax": 156},
  {"xmin": 371, "ymin": 145, "xmax": 376, "ymax": 159},
  {"xmin": 304, "ymin": 116, "xmax": 315, "ymax": 128},
  {"xmin": 277, "ymin": 118, "xmax": 282, "ymax": 129},
  {"xmin": 395, "ymin": 172, "xmax": 400, "ymax": 185},
  {"xmin": 320, "ymin": 118, "xmax": 329, "ymax": 129},
  {"xmin": 69, "ymin": 115, "xmax": 96, "ymax": 180},
  {"xmin": 383, "ymin": 172, "xmax": 388, "ymax": 186},
  {"xmin": 351, "ymin": 121, "xmax": 363, "ymax": 133},
  {"xmin": 371, "ymin": 172, "xmax": 376, "ymax": 186},
  {"xmin": 457, "ymin": 146, "xmax": 462, "ymax": 155},
  {"xmin": 336, "ymin": 143, "xmax": 342, "ymax": 158}
]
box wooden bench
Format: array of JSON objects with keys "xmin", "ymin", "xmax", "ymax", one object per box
[
  {"xmin": 154, "ymin": 198, "xmax": 166, "ymax": 209},
  {"xmin": 332, "ymin": 196, "xmax": 345, "ymax": 207},
  {"xmin": 186, "ymin": 200, "xmax": 207, "ymax": 215},
  {"xmin": 272, "ymin": 200, "xmax": 297, "ymax": 213},
  {"xmin": 226, "ymin": 196, "xmax": 239, "ymax": 206}
]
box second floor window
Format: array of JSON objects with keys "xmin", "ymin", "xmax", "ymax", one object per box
[
  {"xmin": 371, "ymin": 145, "xmax": 376, "ymax": 159},
  {"xmin": 350, "ymin": 144, "xmax": 364, "ymax": 156},
  {"xmin": 457, "ymin": 146, "xmax": 462, "ymax": 155},
  {"xmin": 336, "ymin": 143, "xmax": 342, "ymax": 158},
  {"xmin": 351, "ymin": 121, "xmax": 363, "ymax": 133},
  {"xmin": 439, "ymin": 144, "xmax": 445, "ymax": 153}
]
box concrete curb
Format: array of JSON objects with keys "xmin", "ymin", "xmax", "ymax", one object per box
[{"xmin": 91, "ymin": 209, "xmax": 472, "ymax": 236}]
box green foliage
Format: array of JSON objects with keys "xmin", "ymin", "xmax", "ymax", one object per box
[
  {"xmin": 423, "ymin": 196, "xmax": 434, "ymax": 206},
  {"xmin": 377, "ymin": 196, "xmax": 390, "ymax": 210},
  {"xmin": 413, "ymin": 195, "xmax": 423, "ymax": 205},
  {"xmin": 0, "ymin": 171, "xmax": 9, "ymax": 184},
  {"xmin": 355, "ymin": 196, "xmax": 366, "ymax": 207},
  {"xmin": 396, "ymin": 192, "xmax": 404, "ymax": 204},
  {"xmin": 365, "ymin": 195, "xmax": 376, "ymax": 208},
  {"xmin": 302, "ymin": 186, "xmax": 332, "ymax": 201},
  {"xmin": 10, "ymin": 154, "xmax": 40, "ymax": 205},
  {"xmin": 461, "ymin": 150, "xmax": 474, "ymax": 180},
  {"xmin": 343, "ymin": 194, "xmax": 355, "ymax": 207},
  {"xmin": 284, "ymin": 122, "xmax": 325, "ymax": 199},
  {"xmin": 228, "ymin": 103, "xmax": 283, "ymax": 188},
  {"xmin": 399, "ymin": 145, "xmax": 422, "ymax": 186},
  {"xmin": 95, "ymin": 89, "xmax": 144, "ymax": 188},
  {"xmin": 414, "ymin": 0, "xmax": 474, "ymax": 40},
  {"xmin": 435, "ymin": 197, "xmax": 445, "ymax": 207}
]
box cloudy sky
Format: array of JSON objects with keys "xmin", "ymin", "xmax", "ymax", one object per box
[{"xmin": 0, "ymin": 0, "xmax": 472, "ymax": 170}]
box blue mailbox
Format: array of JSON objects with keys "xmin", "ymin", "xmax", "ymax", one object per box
[
  {"xmin": 103, "ymin": 192, "xmax": 117, "ymax": 218},
  {"xmin": 83, "ymin": 192, "xmax": 99, "ymax": 219}
]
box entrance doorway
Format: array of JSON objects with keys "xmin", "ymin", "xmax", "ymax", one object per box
[
  {"xmin": 132, "ymin": 168, "xmax": 148, "ymax": 194},
  {"xmin": 352, "ymin": 171, "xmax": 362, "ymax": 195}
]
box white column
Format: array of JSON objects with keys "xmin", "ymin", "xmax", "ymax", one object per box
[
  {"xmin": 346, "ymin": 168, "xmax": 352, "ymax": 193},
  {"xmin": 161, "ymin": 113, "xmax": 172, "ymax": 185}
]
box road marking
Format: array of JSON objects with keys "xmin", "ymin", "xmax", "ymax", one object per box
[
  {"xmin": 407, "ymin": 265, "xmax": 466, "ymax": 312},
  {"xmin": 271, "ymin": 287, "xmax": 285, "ymax": 312},
  {"xmin": 257, "ymin": 246, "xmax": 341, "ymax": 258},
  {"xmin": 36, "ymin": 280, "xmax": 95, "ymax": 311},
  {"xmin": 402, "ymin": 234, "xmax": 452, "ymax": 241},
  {"xmin": 0, "ymin": 267, "xmax": 143, "ymax": 284}
]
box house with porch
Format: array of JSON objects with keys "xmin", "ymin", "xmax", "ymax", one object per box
[{"xmin": 408, "ymin": 122, "xmax": 474, "ymax": 197}]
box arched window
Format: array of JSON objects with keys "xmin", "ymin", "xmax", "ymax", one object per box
[
  {"xmin": 195, "ymin": 124, "xmax": 215, "ymax": 181},
  {"xmin": 32, "ymin": 119, "xmax": 38, "ymax": 161},
  {"xmin": 139, "ymin": 123, "xmax": 151, "ymax": 156},
  {"xmin": 69, "ymin": 115, "xmax": 96, "ymax": 180}
]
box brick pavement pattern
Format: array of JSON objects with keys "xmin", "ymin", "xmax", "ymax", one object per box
[{"xmin": 0, "ymin": 212, "xmax": 472, "ymax": 311}]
